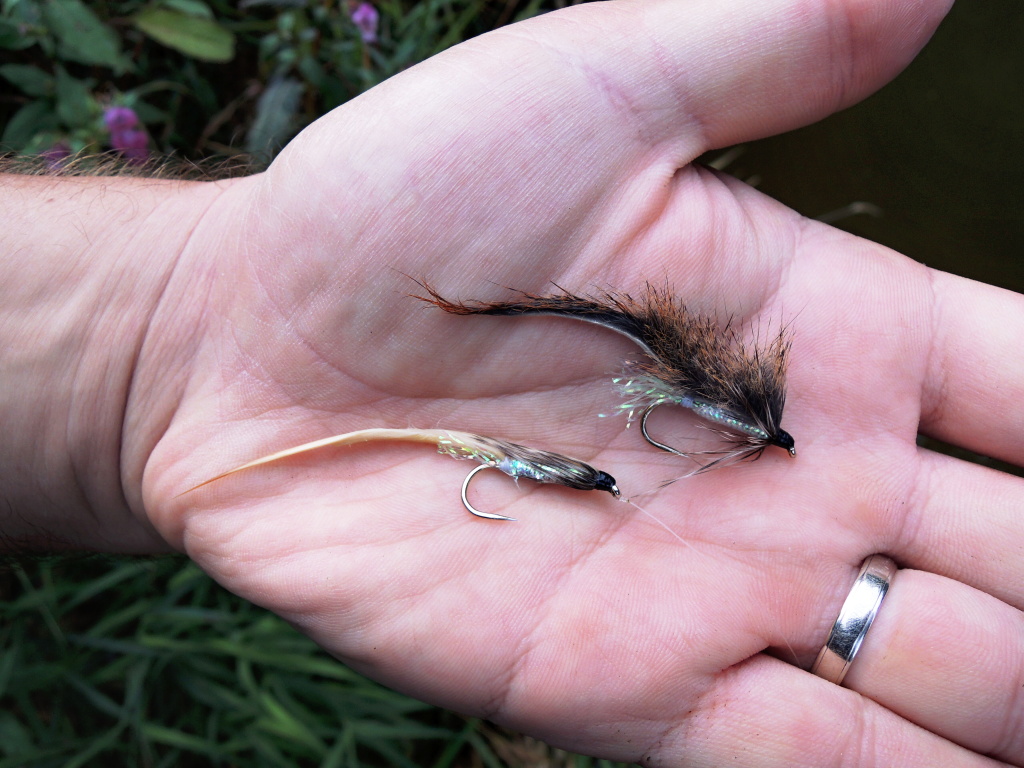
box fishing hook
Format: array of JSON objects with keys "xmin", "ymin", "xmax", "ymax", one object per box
[
  {"xmin": 460, "ymin": 464, "xmax": 517, "ymax": 521},
  {"xmin": 182, "ymin": 427, "xmax": 619, "ymax": 521},
  {"xmin": 640, "ymin": 403, "xmax": 687, "ymax": 456},
  {"xmin": 640, "ymin": 402, "xmax": 796, "ymax": 479}
]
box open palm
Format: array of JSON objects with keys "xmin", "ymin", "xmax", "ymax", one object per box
[{"xmin": 139, "ymin": 1, "xmax": 1023, "ymax": 765}]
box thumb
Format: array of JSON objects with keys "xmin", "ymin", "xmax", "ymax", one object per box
[
  {"xmin": 275, "ymin": 0, "xmax": 953, "ymax": 200},
  {"xmin": 522, "ymin": 0, "xmax": 955, "ymax": 152}
]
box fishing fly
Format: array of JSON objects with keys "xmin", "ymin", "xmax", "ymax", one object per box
[
  {"xmin": 183, "ymin": 427, "xmax": 620, "ymax": 521},
  {"xmin": 417, "ymin": 283, "xmax": 795, "ymax": 473}
]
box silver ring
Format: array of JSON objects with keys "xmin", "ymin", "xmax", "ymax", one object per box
[{"xmin": 811, "ymin": 554, "xmax": 897, "ymax": 685}]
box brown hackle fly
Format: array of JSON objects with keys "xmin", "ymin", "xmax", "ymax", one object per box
[{"xmin": 417, "ymin": 283, "xmax": 795, "ymax": 474}]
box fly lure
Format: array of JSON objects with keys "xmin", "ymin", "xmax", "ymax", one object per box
[
  {"xmin": 183, "ymin": 427, "xmax": 620, "ymax": 520},
  {"xmin": 418, "ymin": 283, "xmax": 795, "ymax": 472}
]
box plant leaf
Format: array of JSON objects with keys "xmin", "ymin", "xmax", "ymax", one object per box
[
  {"xmin": 245, "ymin": 76, "xmax": 303, "ymax": 162},
  {"xmin": 41, "ymin": 0, "xmax": 130, "ymax": 73},
  {"xmin": 0, "ymin": 64, "xmax": 54, "ymax": 97},
  {"xmin": 133, "ymin": 6, "xmax": 236, "ymax": 63},
  {"xmin": 1, "ymin": 101, "xmax": 59, "ymax": 151},
  {"xmin": 0, "ymin": 19, "xmax": 37, "ymax": 50},
  {"xmin": 54, "ymin": 67, "xmax": 94, "ymax": 129},
  {"xmin": 161, "ymin": 0, "xmax": 214, "ymax": 19}
]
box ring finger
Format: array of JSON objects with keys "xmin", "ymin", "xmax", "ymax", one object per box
[{"xmin": 812, "ymin": 558, "xmax": 1024, "ymax": 763}]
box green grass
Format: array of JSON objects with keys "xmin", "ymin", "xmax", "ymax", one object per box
[
  {"xmin": 0, "ymin": 556, "xmax": 628, "ymax": 767},
  {"xmin": 0, "ymin": 555, "xmax": 443, "ymax": 766}
]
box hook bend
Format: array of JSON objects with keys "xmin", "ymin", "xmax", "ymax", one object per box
[
  {"xmin": 640, "ymin": 403, "xmax": 688, "ymax": 456},
  {"xmin": 461, "ymin": 464, "xmax": 517, "ymax": 521}
]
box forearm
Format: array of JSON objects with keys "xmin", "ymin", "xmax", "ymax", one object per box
[{"xmin": 0, "ymin": 172, "xmax": 228, "ymax": 552}]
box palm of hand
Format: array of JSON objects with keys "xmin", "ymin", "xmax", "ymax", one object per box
[{"xmin": 141, "ymin": 2, "xmax": 1023, "ymax": 764}]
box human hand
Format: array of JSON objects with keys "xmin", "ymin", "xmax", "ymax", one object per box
[{"xmin": 130, "ymin": 0, "xmax": 1023, "ymax": 764}]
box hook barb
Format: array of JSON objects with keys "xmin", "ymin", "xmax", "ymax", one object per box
[{"xmin": 461, "ymin": 464, "xmax": 517, "ymax": 521}]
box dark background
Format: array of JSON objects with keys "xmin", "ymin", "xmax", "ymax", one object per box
[{"xmin": 730, "ymin": 1, "xmax": 1024, "ymax": 294}]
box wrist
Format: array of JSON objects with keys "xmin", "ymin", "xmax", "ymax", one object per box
[{"xmin": 0, "ymin": 172, "xmax": 239, "ymax": 552}]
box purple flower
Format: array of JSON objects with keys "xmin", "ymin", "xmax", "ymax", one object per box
[
  {"xmin": 103, "ymin": 106, "xmax": 148, "ymax": 163},
  {"xmin": 103, "ymin": 106, "xmax": 139, "ymax": 133},
  {"xmin": 351, "ymin": 2, "xmax": 378, "ymax": 44},
  {"xmin": 40, "ymin": 141, "xmax": 71, "ymax": 169},
  {"xmin": 110, "ymin": 128, "xmax": 148, "ymax": 163}
]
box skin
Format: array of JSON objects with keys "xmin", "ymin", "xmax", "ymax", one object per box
[{"xmin": 2, "ymin": 0, "xmax": 1022, "ymax": 765}]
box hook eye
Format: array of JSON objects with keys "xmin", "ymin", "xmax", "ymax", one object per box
[{"xmin": 461, "ymin": 464, "xmax": 517, "ymax": 521}]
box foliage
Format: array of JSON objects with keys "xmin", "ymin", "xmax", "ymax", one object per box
[
  {"xmin": 0, "ymin": 556, "xmax": 626, "ymax": 767},
  {"xmin": 0, "ymin": 556, "xmax": 450, "ymax": 767},
  {"xmin": 0, "ymin": 0, "xmax": 550, "ymax": 165}
]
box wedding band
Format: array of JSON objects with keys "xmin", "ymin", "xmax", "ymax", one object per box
[{"xmin": 811, "ymin": 554, "xmax": 897, "ymax": 685}]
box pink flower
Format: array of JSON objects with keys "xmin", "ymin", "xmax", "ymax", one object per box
[{"xmin": 351, "ymin": 2, "xmax": 378, "ymax": 44}]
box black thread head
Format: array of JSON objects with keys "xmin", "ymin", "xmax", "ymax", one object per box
[
  {"xmin": 594, "ymin": 471, "xmax": 621, "ymax": 497},
  {"xmin": 772, "ymin": 429, "xmax": 796, "ymax": 457}
]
